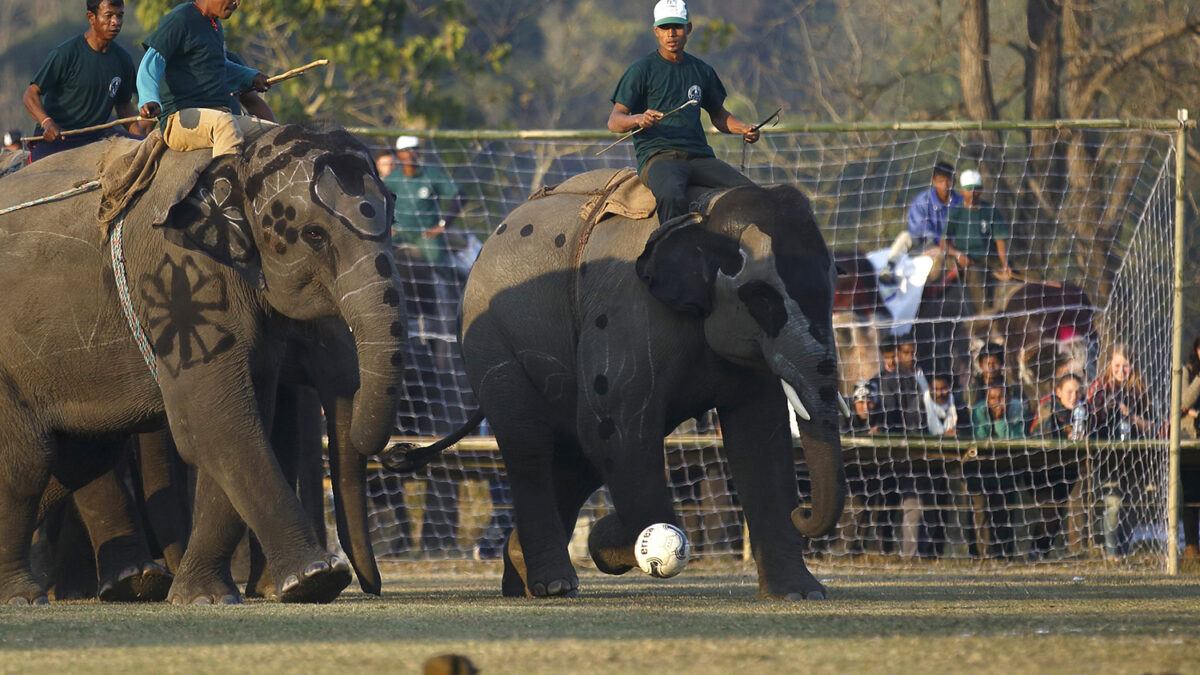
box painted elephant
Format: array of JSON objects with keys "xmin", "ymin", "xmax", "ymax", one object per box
[
  {"xmin": 0, "ymin": 124, "xmax": 404, "ymax": 605},
  {"xmin": 989, "ymin": 281, "xmax": 1097, "ymax": 401},
  {"xmin": 456, "ymin": 173, "xmax": 846, "ymax": 599}
]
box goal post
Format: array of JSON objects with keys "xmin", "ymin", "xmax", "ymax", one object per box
[{"xmin": 346, "ymin": 115, "xmax": 1193, "ymax": 573}]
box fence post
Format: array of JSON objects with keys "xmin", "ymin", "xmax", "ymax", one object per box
[{"xmin": 1168, "ymin": 108, "xmax": 1190, "ymax": 574}]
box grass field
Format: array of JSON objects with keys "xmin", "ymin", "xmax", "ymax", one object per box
[{"xmin": 3, "ymin": 564, "xmax": 1199, "ymax": 674}]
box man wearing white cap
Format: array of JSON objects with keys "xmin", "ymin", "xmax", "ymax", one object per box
[
  {"xmin": 607, "ymin": 0, "xmax": 760, "ymax": 225},
  {"xmin": 384, "ymin": 135, "xmax": 464, "ymax": 267},
  {"xmin": 944, "ymin": 168, "xmax": 1012, "ymax": 312}
]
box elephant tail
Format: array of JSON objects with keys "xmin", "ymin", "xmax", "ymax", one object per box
[{"xmin": 378, "ymin": 410, "xmax": 486, "ymax": 473}]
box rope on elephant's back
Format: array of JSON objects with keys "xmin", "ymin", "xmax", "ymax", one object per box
[
  {"xmin": 0, "ymin": 180, "xmax": 101, "ymax": 216},
  {"xmin": 110, "ymin": 214, "xmax": 159, "ymax": 382}
]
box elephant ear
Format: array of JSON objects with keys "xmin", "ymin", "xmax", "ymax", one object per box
[
  {"xmin": 635, "ymin": 212, "xmax": 744, "ymax": 317},
  {"xmin": 153, "ymin": 156, "xmax": 264, "ymax": 289}
]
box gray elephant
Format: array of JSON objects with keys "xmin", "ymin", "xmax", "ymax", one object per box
[
  {"xmin": 453, "ymin": 171, "xmax": 846, "ymax": 599},
  {"xmin": 0, "ymin": 125, "xmax": 403, "ymax": 605}
]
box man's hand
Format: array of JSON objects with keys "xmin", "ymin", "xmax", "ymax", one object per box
[
  {"xmin": 422, "ymin": 220, "xmax": 446, "ymax": 239},
  {"xmin": 139, "ymin": 101, "xmax": 161, "ymax": 119},
  {"xmin": 251, "ymin": 73, "xmax": 270, "ymax": 93},
  {"xmin": 995, "ymin": 266, "xmax": 1014, "ymax": 282},
  {"xmin": 41, "ymin": 119, "xmax": 61, "ymax": 142},
  {"xmin": 742, "ymin": 125, "xmax": 760, "ymax": 144},
  {"xmin": 638, "ymin": 109, "xmax": 663, "ymax": 129}
]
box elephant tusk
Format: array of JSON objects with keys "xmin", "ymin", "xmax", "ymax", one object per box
[
  {"xmin": 780, "ymin": 380, "xmax": 811, "ymax": 421},
  {"xmin": 838, "ymin": 394, "xmax": 852, "ymax": 419}
]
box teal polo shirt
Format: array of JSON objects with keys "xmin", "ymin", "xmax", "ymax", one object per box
[
  {"xmin": 31, "ymin": 35, "xmax": 135, "ymax": 129},
  {"xmin": 945, "ymin": 201, "xmax": 1010, "ymax": 259},
  {"xmin": 384, "ymin": 165, "xmax": 461, "ymax": 265}
]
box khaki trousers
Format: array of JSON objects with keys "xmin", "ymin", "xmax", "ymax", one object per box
[{"xmin": 162, "ymin": 108, "xmax": 251, "ymax": 157}]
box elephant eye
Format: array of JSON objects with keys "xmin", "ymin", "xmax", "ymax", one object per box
[{"xmin": 301, "ymin": 225, "xmax": 330, "ymax": 249}]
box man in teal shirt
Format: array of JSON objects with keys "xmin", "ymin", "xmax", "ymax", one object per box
[
  {"xmin": 607, "ymin": 0, "xmax": 760, "ymax": 225},
  {"xmin": 383, "ymin": 136, "xmax": 464, "ymax": 269},
  {"xmin": 944, "ymin": 169, "xmax": 1013, "ymax": 313}
]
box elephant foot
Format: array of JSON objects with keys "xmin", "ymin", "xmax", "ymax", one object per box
[
  {"xmin": 758, "ymin": 571, "xmax": 829, "ymax": 601},
  {"xmin": 501, "ymin": 529, "xmax": 577, "ymax": 598},
  {"xmin": 168, "ymin": 568, "xmax": 242, "ymax": 605},
  {"xmin": 98, "ymin": 562, "xmax": 173, "ymax": 602},
  {"xmin": 277, "ymin": 556, "xmax": 352, "ymax": 604},
  {"xmin": 243, "ymin": 577, "xmax": 277, "ymax": 601},
  {"xmin": 587, "ymin": 514, "xmax": 636, "ymax": 575},
  {"xmin": 2, "ymin": 574, "xmax": 49, "ymax": 606}
]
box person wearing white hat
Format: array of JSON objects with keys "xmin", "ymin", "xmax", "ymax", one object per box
[
  {"xmin": 607, "ymin": 0, "xmax": 761, "ymax": 226},
  {"xmin": 944, "ymin": 168, "xmax": 1013, "ymax": 312}
]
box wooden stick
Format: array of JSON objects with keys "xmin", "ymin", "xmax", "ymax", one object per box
[
  {"xmin": 265, "ymin": 59, "xmax": 330, "ymax": 85},
  {"xmin": 595, "ymin": 99, "xmax": 698, "ymax": 156},
  {"xmin": 20, "ymin": 116, "xmax": 155, "ymax": 143}
]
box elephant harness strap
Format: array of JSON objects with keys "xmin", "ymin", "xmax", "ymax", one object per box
[{"xmin": 110, "ymin": 213, "xmax": 160, "ymax": 383}]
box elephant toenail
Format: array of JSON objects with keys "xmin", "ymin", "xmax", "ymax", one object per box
[
  {"xmin": 806, "ymin": 591, "xmax": 827, "ymax": 600},
  {"xmin": 531, "ymin": 583, "xmax": 546, "ymax": 596},
  {"xmin": 219, "ymin": 595, "xmax": 240, "ymax": 605},
  {"xmin": 33, "ymin": 596, "xmax": 48, "ymax": 606},
  {"xmin": 9, "ymin": 597, "xmax": 29, "ymax": 606},
  {"xmin": 330, "ymin": 557, "xmax": 350, "ymax": 572},
  {"xmin": 119, "ymin": 566, "xmax": 139, "ymax": 581},
  {"xmin": 98, "ymin": 582, "xmax": 113, "ymax": 597},
  {"xmin": 191, "ymin": 597, "xmax": 213, "ymax": 605},
  {"xmin": 304, "ymin": 562, "xmax": 330, "ymax": 577},
  {"xmin": 281, "ymin": 575, "xmax": 300, "ymax": 593}
]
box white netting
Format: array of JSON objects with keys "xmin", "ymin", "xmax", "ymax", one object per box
[{"xmin": 357, "ymin": 125, "xmax": 1180, "ymax": 570}]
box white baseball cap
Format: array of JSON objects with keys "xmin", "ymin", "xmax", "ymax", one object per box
[
  {"xmin": 395, "ymin": 135, "xmax": 419, "ymax": 151},
  {"xmin": 653, "ymin": 0, "xmax": 688, "ymax": 27},
  {"xmin": 959, "ymin": 169, "xmax": 983, "ymax": 190}
]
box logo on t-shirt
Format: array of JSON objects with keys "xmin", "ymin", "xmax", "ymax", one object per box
[
  {"xmin": 108, "ymin": 76, "xmax": 121, "ymax": 99},
  {"xmin": 417, "ymin": 186, "xmax": 431, "ymax": 199},
  {"xmin": 687, "ymin": 85, "xmax": 701, "ymax": 102}
]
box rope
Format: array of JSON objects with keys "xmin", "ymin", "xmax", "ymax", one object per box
[
  {"xmin": 110, "ymin": 215, "xmax": 159, "ymax": 383},
  {"xmin": 0, "ymin": 180, "xmax": 101, "ymax": 216}
]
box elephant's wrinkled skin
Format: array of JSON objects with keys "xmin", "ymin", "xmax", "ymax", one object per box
[
  {"xmin": 460, "ymin": 176, "xmax": 846, "ymax": 599},
  {"xmin": 0, "ymin": 126, "xmax": 403, "ymax": 605}
]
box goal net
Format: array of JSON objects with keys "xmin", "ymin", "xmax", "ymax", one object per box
[{"xmin": 352, "ymin": 123, "xmax": 1181, "ymax": 572}]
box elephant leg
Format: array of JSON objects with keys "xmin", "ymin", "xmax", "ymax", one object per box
[
  {"xmin": 485, "ymin": 381, "xmax": 577, "ymax": 597},
  {"xmin": 169, "ymin": 470, "xmax": 245, "ymax": 605},
  {"xmin": 72, "ymin": 464, "xmax": 171, "ymax": 602},
  {"xmin": 134, "ymin": 430, "xmax": 189, "ymax": 573},
  {"xmin": 167, "ymin": 389, "xmax": 349, "ymax": 604},
  {"xmin": 719, "ymin": 396, "xmax": 827, "ymax": 600},
  {"xmin": 503, "ymin": 442, "xmax": 601, "ymax": 597}
]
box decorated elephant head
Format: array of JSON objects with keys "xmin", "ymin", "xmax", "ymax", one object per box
[
  {"xmin": 635, "ymin": 184, "xmax": 847, "ymax": 538},
  {"xmin": 152, "ymin": 125, "xmax": 403, "ymax": 458}
]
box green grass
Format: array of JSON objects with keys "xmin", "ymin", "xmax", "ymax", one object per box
[{"xmin": 2, "ymin": 566, "xmax": 1199, "ymax": 674}]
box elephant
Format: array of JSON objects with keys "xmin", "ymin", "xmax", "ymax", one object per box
[
  {"xmin": 0, "ymin": 124, "xmax": 404, "ymax": 605},
  {"xmin": 451, "ymin": 171, "xmax": 847, "ymax": 599},
  {"xmin": 989, "ymin": 281, "xmax": 1097, "ymax": 402}
]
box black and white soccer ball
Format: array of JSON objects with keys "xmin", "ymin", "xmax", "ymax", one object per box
[{"xmin": 634, "ymin": 523, "xmax": 690, "ymax": 578}]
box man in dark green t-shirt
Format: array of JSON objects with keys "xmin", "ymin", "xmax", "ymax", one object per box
[
  {"xmin": 607, "ymin": 0, "xmax": 760, "ymax": 225},
  {"xmin": 944, "ymin": 169, "xmax": 1013, "ymax": 312},
  {"xmin": 22, "ymin": 0, "xmax": 146, "ymax": 161},
  {"xmin": 136, "ymin": 0, "xmax": 269, "ymax": 157}
]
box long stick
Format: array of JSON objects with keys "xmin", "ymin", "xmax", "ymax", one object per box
[
  {"xmin": 20, "ymin": 116, "xmax": 153, "ymax": 143},
  {"xmin": 265, "ymin": 59, "xmax": 329, "ymax": 85},
  {"xmin": 595, "ymin": 99, "xmax": 698, "ymax": 156}
]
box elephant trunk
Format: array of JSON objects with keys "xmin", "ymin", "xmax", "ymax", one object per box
[
  {"xmin": 789, "ymin": 415, "xmax": 846, "ymax": 538},
  {"xmin": 337, "ymin": 273, "xmax": 406, "ymax": 457},
  {"xmin": 326, "ymin": 392, "xmax": 382, "ymax": 595},
  {"xmin": 772, "ymin": 353, "xmax": 847, "ymax": 539}
]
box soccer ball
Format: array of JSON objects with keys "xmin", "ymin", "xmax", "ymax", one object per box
[{"xmin": 634, "ymin": 523, "xmax": 690, "ymax": 578}]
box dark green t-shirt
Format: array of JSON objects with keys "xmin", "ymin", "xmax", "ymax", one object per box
[
  {"xmin": 945, "ymin": 201, "xmax": 1010, "ymax": 258},
  {"xmin": 143, "ymin": 2, "xmax": 232, "ymax": 116},
  {"xmin": 610, "ymin": 51, "xmax": 727, "ymax": 172},
  {"xmin": 31, "ymin": 35, "xmax": 135, "ymax": 130},
  {"xmin": 384, "ymin": 165, "xmax": 461, "ymax": 264}
]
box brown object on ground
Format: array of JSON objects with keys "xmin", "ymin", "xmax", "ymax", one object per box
[{"xmin": 423, "ymin": 653, "xmax": 479, "ymax": 675}]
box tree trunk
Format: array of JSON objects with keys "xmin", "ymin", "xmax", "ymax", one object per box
[{"xmin": 959, "ymin": 0, "xmax": 998, "ymax": 122}]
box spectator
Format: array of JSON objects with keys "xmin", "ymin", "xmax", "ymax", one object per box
[
  {"xmin": 880, "ymin": 160, "xmax": 962, "ymax": 284},
  {"xmin": 22, "ymin": 0, "xmax": 146, "ymax": 161},
  {"xmin": 1182, "ymin": 336, "xmax": 1200, "ymax": 558},
  {"xmin": 897, "ymin": 332, "xmax": 930, "ymax": 400},
  {"xmin": 943, "ymin": 168, "xmax": 1013, "ymax": 313},
  {"xmin": 3, "ymin": 129, "xmax": 21, "ymax": 151},
  {"xmin": 606, "ymin": 0, "xmax": 759, "ymax": 226},
  {"xmin": 968, "ymin": 380, "xmax": 1025, "ymax": 558},
  {"xmin": 968, "ymin": 342, "xmax": 1030, "ymax": 423},
  {"xmin": 923, "ymin": 372, "xmax": 970, "ymax": 437},
  {"xmin": 869, "ymin": 335, "xmax": 924, "ymax": 433},
  {"xmin": 137, "ymin": 0, "xmax": 269, "ymax": 157},
  {"xmin": 844, "ymin": 380, "xmax": 884, "ymax": 435},
  {"xmin": 972, "ymin": 381, "xmax": 1027, "ymax": 439},
  {"xmin": 1028, "ymin": 372, "xmax": 1087, "ymax": 559},
  {"xmin": 1087, "ymin": 343, "xmax": 1153, "ymax": 440}
]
